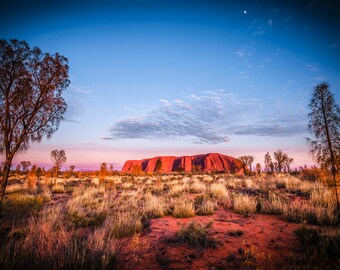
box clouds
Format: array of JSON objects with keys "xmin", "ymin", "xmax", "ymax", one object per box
[
  {"xmin": 108, "ymin": 90, "xmax": 307, "ymax": 144},
  {"xmin": 64, "ymin": 84, "xmax": 93, "ymax": 123}
]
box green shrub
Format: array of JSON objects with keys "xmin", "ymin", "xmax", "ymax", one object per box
[
  {"xmin": 294, "ymin": 227, "xmax": 340, "ymax": 269},
  {"xmin": 177, "ymin": 220, "xmax": 217, "ymax": 248}
]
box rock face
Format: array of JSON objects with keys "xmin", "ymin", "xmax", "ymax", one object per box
[{"xmin": 121, "ymin": 153, "xmax": 244, "ymax": 174}]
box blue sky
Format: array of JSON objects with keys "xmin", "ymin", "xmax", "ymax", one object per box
[{"xmin": 1, "ymin": 0, "xmax": 339, "ymax": 170}]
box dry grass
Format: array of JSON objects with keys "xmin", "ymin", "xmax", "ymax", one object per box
[
  {"xmin": 51, "ymin": 183, "xmax": 65, "ymax": 193},
  {"xmin": 172, "ymin": 198, "xmax": 195, "ymax": 218},
  {"xmin": 1, "ymin": 172, "xmax": 339, "ymax": 269},
  {"xmin": 233, "ymin": 194, "xmax": 257, "ymax": 215},
  {"xmin": 210, "ymin": 183, "xmax": 229, "ymax": 200},
  {"xmin": 142, "ymin": 193, "xmax": 165, "ymax": 218},
  {"xmin": 260, "ymin": 193, "xmax": 287, "ymax": 215}
]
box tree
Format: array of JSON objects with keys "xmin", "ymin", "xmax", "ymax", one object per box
[
  {"xmin": 99, "ymin": 162, "xmax": 108, "ymax": 183},
  {"xmin": 15, "ymin": 164, "xmax": 21, "ymax": 174},
  {"xmin": 109, "ymin": 164, "xmax": 114, "ymax": 174},
  {"xmin": 238, "ymin": 155, "xmax": 254, "ymax": 174},
  {"xmin": 67, "ymin": 165, "xmax": 75, "ymax": 178},
  {"xmin": 256, "ymin": 163, "xmax": 261, "ymax": 175},
  {"xmin": 264, "ymin": 152, "xmax": 272, "ymax": 173},
  {"xmin": 69, "ymin": 165, "xmax": 75, "ymax": 173},
  {"xmin": 248, "ymin": 155, "xmax": 254, "ymax": 174},
  {"xmin": 50, "ymin": 149, "xmax": 67, "ymax": 178},
  {"xmin": 20, "ymin": 161, "xmax": 31, "ymax": 172},
  {"xmin": 284, "ymin": 157, "xmax": 294, "ymax": 173},
  {"xmin": 0, "ymin": 39, "xmax": 69, "ymax": 213},
  {"xmin": 307, "ymin": 82, "xmax": 340, "ymax": 209},
  {"xmin": 273, "ymin": 150, "xmax": 288, "ymax": 173},
  {"xmin": 238, "ymin": 156, "xmax": 248, "ymax": 173}
]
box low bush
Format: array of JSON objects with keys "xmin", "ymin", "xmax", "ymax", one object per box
[
  {"xmin": 194, "ymin": 195, "xmax": 216, "ymax": 215},
  {"xmin": 294, "ymin": 226, "xmax": 340, "ymax": 269},
  {"xmin": 172, "ymin": 199, "xmax": 195, "ymax": 218},
  {"xmin": 176, "ymin": 220, "xmax": 217, "ymax": 248},
  {"xmin": 233, "ymin": 194, "xmax": 257, "ymax": 215}
]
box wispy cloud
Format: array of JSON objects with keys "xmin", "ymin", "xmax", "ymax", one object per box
[
  {"xmin": 107, "ymin": 90, "xmax": 306, "ymax": 144},
  {"xmin": 64, "ymin": 84, "xmax": 94, "ymax": 123}
]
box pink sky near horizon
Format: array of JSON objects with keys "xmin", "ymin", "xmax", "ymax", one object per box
[{"xmin": 9, "ymin": 138, "xmax": 316, "ymax": 171}]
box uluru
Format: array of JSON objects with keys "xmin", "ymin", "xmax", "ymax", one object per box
[{"xmin": 121, "ymin": 153, "xmax": 244, "ymax": 174}]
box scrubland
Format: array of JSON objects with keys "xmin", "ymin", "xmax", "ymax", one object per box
[{"xmin": 0, "ymin": 172, "xmax": 339, "ymax": 269}]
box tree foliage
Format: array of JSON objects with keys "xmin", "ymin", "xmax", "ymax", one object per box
[
  {"xmin": 0, "ymin": 39, "xmax": 69, "ymax": 212},
  {"xmin": 273, "ymin": 150, "xmax": 288, "ymax": 173},
  {"xmin": 20, "ymin": 160, "xmax": 31, "ymax": 172},
  {"xmin": 238, "ymin": 155, "xmax": 254, "ymax": 174},
  {"xmin": 50, "ymin": 149, "xmax": 67, "ymax": 178},
  {"xmin": 264, "ymin": 152, "xmax": 272, "ymax": 173},
  {"xmin": 307, "ymin": 82, "xmax": 339, "ymax": 174},
  {"xmin": 307, "ymin": 82, "xmax": 339, "ymax": 209}
]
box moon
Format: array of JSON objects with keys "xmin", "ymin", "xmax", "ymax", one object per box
[{"xmin": 244, "ymin": 10, "xmax": 247, "ymax": 14}]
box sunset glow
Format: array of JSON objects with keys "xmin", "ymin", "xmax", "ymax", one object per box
[{"xmin": 1, "ymin": 1, "xmax": 339, "ymax": 170}]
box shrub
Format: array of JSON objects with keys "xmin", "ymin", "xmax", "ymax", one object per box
[
  {"xmin": 169, "ymin": 183, "xmax": 188, "ymax": 197},
  {"xmin": 173, "ymin": 199, "xmax": 195, "ymax": 218},
  {"xmin": 51, "ymin": 183, "xmax": 65, "ymax": 193},
  {"xmin": 5, "ymin": 183, "xmax": 26, "ymax": 194},
  {"xmin": 177, "ymin": 220, "xmax": 217, "ymax": 248},
  {"xmin": 142, "ymin": 193, "xmax": 165, "ymax": 218},
  {"xmin": 282, "ymin": 200, "xmax": 338, "ymax": 226},
  {"xmin": 0, "ymin": 207, "xmax": 119, "ymax": 269},
  {"xmin": 233, "ymin": 194, "xmax": 257, "ymax": 215},
  {"xmin": 294, "ymin": 226, "xmax": 340, "ymax": 269},
  {"xmin": 194, "ymin": 195, "xmax": 216, "ymax": 215},
  {"xmin": 2, "ymin": 193, "xmax": 45, "ymax": 218},
  {"xmin": 66, "ymin": 188, "xmax": 115, "ymax": 227},
  {"xmin": 299, "ymin": 167, "xmax": 324, "ymax": 182},
  {"xmin": 109, "ymin": 212, "xmax": 143, "ymax": 238},
  {"xmin": 210, "ymin": 183, "xmax": 228, "ymax": 200},
  {"xmin": 189, "ymin": 181, "xmax": 207, "ymax": 193},
  {"xmin": 260, "ymin": 194, "xmax": 286, "ymax": 215}
]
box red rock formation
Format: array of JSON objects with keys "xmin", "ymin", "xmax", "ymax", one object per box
[{"xmin": 121, "ymin": 153, "xmax": 244, "ymax": 174}]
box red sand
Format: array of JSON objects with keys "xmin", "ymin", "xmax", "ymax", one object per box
[
  {"xmin": 119, "ymin": 208, "xmax": 302, "ymax": 270},
  {"xmin": 121, "ymin": 153, "xmax": 244, "ymax": 174}
]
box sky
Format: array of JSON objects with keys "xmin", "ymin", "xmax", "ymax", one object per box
[{"xmin": 1, "ymin": 0, "xmax": 340, "ymax": 170}]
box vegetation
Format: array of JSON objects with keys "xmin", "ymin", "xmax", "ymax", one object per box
[
  {"xmin": 0, "ymin": 170, "xmax": 339, "ymax": 269},
  {"xmin": 176, "ymin": 220, "xmax": 217, "ymax": 248},
  {"xmin": 307, "ymin": 82, "xmax": 339, "ymax": 210},
  {"xmin": 50, "ymin": 149, "xmax": 67, "ymax": 178},
  {"xmin": 0, "ymin": 39, "xmax": 69, "ymax": 213}
]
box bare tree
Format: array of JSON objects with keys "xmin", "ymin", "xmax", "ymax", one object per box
[
  {"xmin": 0, "ymin": 39, "xmax": 69, "ymax": 213},
  {"xmin": 50, "ymin": 149, "xmax": 67, "ymax": 178},
  {"xmin": 307, "ymin": 82, "xmax": 339, "ymax": 209}
]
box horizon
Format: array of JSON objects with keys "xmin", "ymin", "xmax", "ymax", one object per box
[{"xmin": 1, "ymin": 0, "xmax": 340, "ymax": 171}]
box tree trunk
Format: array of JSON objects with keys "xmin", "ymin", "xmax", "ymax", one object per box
[
  {"xmin": 321, "ymin": 93, "xmax": 339, "ymax": 212},
  {"xmin": 0, "ymin": 156, "xmax": 13, "ymax": 216}
]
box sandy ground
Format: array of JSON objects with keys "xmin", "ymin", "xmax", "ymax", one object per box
[{"xmin": 119, "ymin": 207, "xmax": 302, "ymax": 270}]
